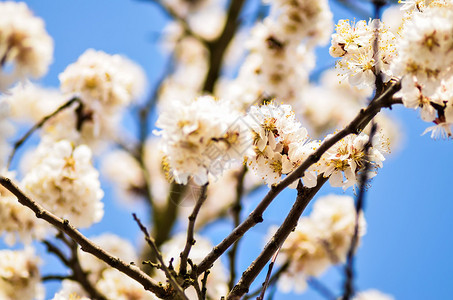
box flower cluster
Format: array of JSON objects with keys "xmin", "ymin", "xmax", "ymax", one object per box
[
  {"xmin": 0, "ymin": 99, "xmax": 14, "ymax": 168},
  {"xmin": 0, "ymin": 172, "xmax": 48, "ymax": 245},
  {"xmin": 21, "ymin": 139, "xmax": 104, "ymax": 228},
  {"xmin": 1, "ymin": 81, "xmax": 65, "ymax": 123},
  {"xmin": 42, "ymin": 49, "xmax": 146, "ymax": 146},
  {"xmin": 156, "ymin": 95, "xmax": 251, "ymax": 185},
  {"xmin": 273, "ymin": 194, "xmax": 366, "ymax": 293},
  {"xmin": 246, "ymin": 102, "xmax": 318, "ymax": 187},
  {"xmin": 245, "ymin": 102, "xmax": 388, "ymax": 190},
  {"xmin": 0, "ymin": 1, "xmax": 53, "ymax": 91},
  {"xmin": 318, "ymin": 132, "xmax": 388, "ymax": 190},
  {"xmin": 267, "ymin": 0, "xmax": 333, "ymax": 45},
  {"xmin": 353, "ymin": 289, "xmax": 394, "ymax": 300},
  {"xmin": 392, "ymin": 3, "xmax": 453, "ymax": 138},
  {"xmin": 0, "ymin": 248, "xmax": 44, "ymax": 300},
  {"xmin": 330, "ymin": 19, "xmax": 396, "ymax": 89}
]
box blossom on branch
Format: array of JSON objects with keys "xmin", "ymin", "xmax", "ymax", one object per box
[
  {"xmin": 0, "ymin": 248, "xmax": 44, "ymax": 300},
  {"xmin": 245, "ymin": 102, "xmax": 318, "ymax": 188},
  {"xmin": 0, "ymin": 1, "xmax": 53, "ymax": 91},
  {"xmin": 22, "ymin": 139, "xmax": 104, "ymax": 228},
  {"xmin": 155, "ymin": 95, "xmax": 251, "ymax": 185},
  {"xmin": 318, "ymin": 132, "xmax": 388, "ymax": 190}
]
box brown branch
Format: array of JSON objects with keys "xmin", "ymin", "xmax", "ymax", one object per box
[
  {"xmin": 43, "ymin": 239, "xmax": 70, "ymax": 266},
  {"xmin": 228, "ymin": 165, "xmax": 247, "ymax": 290},
  {"xmin": 341, "ymin": 123, "xmax": 378, "ymax": 300},
  {"xmin": 0, "ymin": 177, "xmax": 168, "ymax": 299},
  {"xmin": 179, "ymin": 183, "xmax": 209, "ymax": 275},
  {"xmin": 196, "ymin": 81, "xmax": 402, "ymax": 276},
  {"xmin": 44, "ymin": 237, "xmax": 106, "ymax": 299},
  {"xmin": 138, "ymin": 0, "xmax": 205, "ymax": 43},
  {"xmin": 202, "ymin": 0, "xmax": 247, "ymax": 93},
  {"xmin": 7, "ymin": 97, "xmax": 81, "ymax": 168},
  {"xmin": 133, "ymin": 213, "xmax": 188, "ymax": 300},
  {"xmin": 42, "ymin": 274, "xmax": 72, "ymax": 282},
  {"xmin": 227, "ymin": 178, "xmax": 328, "ymax": 299}
]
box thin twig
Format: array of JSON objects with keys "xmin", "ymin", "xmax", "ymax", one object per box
[
  {"xmin": 341, "ymin": 122, "xmax": 378, "ymax": 300},
  {"xmin": 307, "ymin": 277, "xmax": 337, "ymax": 300},
  {"xmin": 257, "ymin": 246, "xmax": 281, "ymax": 300},
  {"xmin": 44, "ymin": 237, "xmax": 106, "ymax": 299},
  {"xmin": 243, "ymin": 263, "xmax": 288, "ymax": 300},
  {"xmin": 42, "ymin": 274, "xmax": 72, "ymax": 282},
  {"xmin": 200, "ymin": 270, "xmax": 210, "ymax": 300},
  {"xmin": 179, "ymin": 183, "xmax": 209, "ymax": 275},
  {"xmin": 202, "ymin": 0, "xmax": 247, "ymax": 93},
  {"xmin": 228, "ymin": 165, "xmax": 247, "ymax": 290},
  {"xmin": 197, "ymin": 83, "xmax": 402, "ymax": 277},
  {"xmin": 133, "ymin": 213, "xmax": 188, "ymax": 300},
  {"xmin": 342, "ymin": 2, "xmax": 386, "ymax": 298},
  {"xmin": 7, "ymin": 97, "xmax": 81, "ymax": 168},
  {"xmin": 43, "ymin": 239, "xmax": 70, "ymax": 266},
  {"xmin": 0, "ymin": 177, "xmax": 168, "ymax": 298}
]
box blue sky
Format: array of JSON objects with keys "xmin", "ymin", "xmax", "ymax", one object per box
[{"xmin": 3, "ymin": 0, "xmax": 453, "ymax": 299}]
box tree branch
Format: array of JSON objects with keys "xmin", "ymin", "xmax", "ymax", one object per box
[
  {"xmin": 228, "ymin": 165, "xmax": 247, "ymax": 290},
  {"xmin": 227, "ymin": 178, "xmax": 328, "ymax": 299},
  {"xmin": 196, "ymin": 81, "xmax": 401, "ymax": 276},
  {"xmin": 0, "ymin": 177, "xmax": 168, "ymax": 299},
  {"xmin": 179, "ymin": 183, "xmax": 208, "ymax": 275},
  {"xmin": 133, "ymin": 213, "xmax": 188, "ymax": 300},
  {"xmin": 202, "ymin": 0, "xmax": 246, "ymax": 93}
]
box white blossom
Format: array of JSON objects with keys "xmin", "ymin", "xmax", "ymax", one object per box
[
  {"xmin": 331, "ymin": 19, "xmax": 397, "ymax": 89},
  {"xmin": 101, "ymin": 149, "xmax": 146, "ymax": 204},
  {"xmin": 0, "ymin": 1, "xmax": 53, "ymax": 91},
  {"xmin": 96, "ymin": 268, "xmax": 157, "ymax": 300},
  {"xmin": 0, "ymin": 99, "xmax": 14, "ymax": 169},
  {"xmin": 267, "ymin": 0, "xmax": 333, "ymax": 45},
  {"xmin": 0, "ymin": 171, "xmax": 48, "ymax": 245},
  {"xmin": 275, "ymin": 194, "xmax": 366, "ymax": 294},
  {"xmin": 53, "ymin": 49, "xmax": 146, "ymax": 146},
  {"xmin": 155, "ymin": 95, "xmax": 251, "ymax": 185},
  {"xmin": 318, "ymin": 133, "xmax": 388, "ymax": 190},
  {"xmin": 246, "ymin": 102, "xmax": 318, "ymax": 188},
  {"xmin": 1, "ymin": 81, "xmax": 66, "ymax": 123},
  {"xmin": 392, "ymin": 6, "xmax": 453, "ymax": 97},
  {"xmin": 353, "ymin": 289, "xmax": 394, "ymax": 300},
  {"xmin": 0, "ymin": 248, "xmax": 44, "ymax": 300},
  {"xmin": 22, "ymin": 139, "xmax": 104, "ymax": 228},
  {"xmin": 310, "ymin": 194, "xmax": 366, "ymax": 261}
]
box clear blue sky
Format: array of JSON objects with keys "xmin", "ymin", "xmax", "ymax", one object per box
[{"xmin": 4, "ymin": 1, "xmax": 453, "ymax": 299}]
